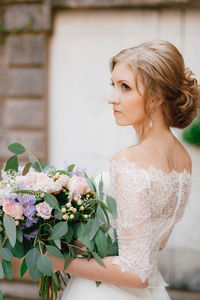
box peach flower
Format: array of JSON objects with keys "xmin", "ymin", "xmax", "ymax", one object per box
[
  {"xmin": 68, "ymin": 176, "xmax": 91, "ymax": 195},
  {"xmin": 3, "ymin": 201, "xmax": 23, "ymax": 219}
]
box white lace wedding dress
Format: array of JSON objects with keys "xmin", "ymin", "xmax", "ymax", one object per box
[{"xmin": 61, "ymin": 158, "xmax": 192, "ymax": 300}]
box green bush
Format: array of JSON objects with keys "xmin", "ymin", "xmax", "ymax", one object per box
[{"xmin": 182, "ymin": 115, "xmax": 200, "ymax": 147}]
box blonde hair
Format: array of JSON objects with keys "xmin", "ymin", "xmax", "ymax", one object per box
[{"xmin": 109, "ymin": 40, "xmax": 200, "ymax": 133}]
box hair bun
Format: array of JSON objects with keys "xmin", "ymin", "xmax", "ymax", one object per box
[{"xmin": 172, "ymin": 68, "xmax": 200, "ymax": 129}]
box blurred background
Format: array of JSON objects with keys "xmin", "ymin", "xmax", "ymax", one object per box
[{"xmin": 0, "ymin": 0, "xmax": 200, "ymax": 299}]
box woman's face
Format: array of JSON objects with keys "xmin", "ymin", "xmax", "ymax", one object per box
[{"xmin": 108, "ymin": 62, "xmax": 147, "ymax": 128}]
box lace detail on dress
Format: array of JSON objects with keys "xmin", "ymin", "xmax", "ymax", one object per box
[{"xmin": 109, "ymin": 158, "xmax": 192, "ymax": 284}]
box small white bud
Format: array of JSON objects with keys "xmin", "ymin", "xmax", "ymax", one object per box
[
  {"xmin": 70, "ymin": 214, "xmax": 74, "ymax": 219},
  {"xmin": 80, "ymin": 206, "xmax": 84, "ymax": 211},
  {"xmin": 61, "ymin": 207, "xmax": 66, "ymax": 213},
  {"xmin": 72, "ymin": 207, "xmax": 77, "ymax": 213},
  {"xmin": 66, "ymin": 203, "xmax": 71, "ymax": 208},
  {"xmin": 77, "ymin": 200, "xmax": 82, "ymax": 205},
  {"xmin": 62, "ymin": 214, "xmax": 69, "ymax": 220}
]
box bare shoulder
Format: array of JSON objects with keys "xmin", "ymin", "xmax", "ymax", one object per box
[{"xmin": 111, "ymin": 144, "xmax": 148, "ymax": 166}]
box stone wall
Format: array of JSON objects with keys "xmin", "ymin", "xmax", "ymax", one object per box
[{"xmin": 0, "ymin": 0, "xmax": 51, "ymax": 167}]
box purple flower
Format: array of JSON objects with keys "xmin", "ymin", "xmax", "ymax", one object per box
[
  {"xmin": 23, "ymin": 229, "xmax": 38, "ymax": 240},
  {"xmin": 62, "ymin": 161, "xmax": 86, "ymax": 177},
  {"xmin": 17, "ymin": 193, "xmax": 36, "ymax": 220}
]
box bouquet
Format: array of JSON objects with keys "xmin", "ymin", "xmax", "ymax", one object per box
[{"xmin": 0, "ymin": 143, "xmax": 118, "ymax": 300}]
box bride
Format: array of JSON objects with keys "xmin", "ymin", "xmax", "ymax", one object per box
[{"xmin": 52, "ymin": 40, "xmax": 200, "ymax": 299}]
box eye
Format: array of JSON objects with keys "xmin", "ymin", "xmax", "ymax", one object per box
[
  {"xmin": 122, "ymin": 83, "xmax": 130, "ymax": 91},
  {"xmin": 110, "ymin": 81, "xmax": 114, "ymax": 87}
]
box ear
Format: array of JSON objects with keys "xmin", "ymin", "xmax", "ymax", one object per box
[{"xmin": 148, "ymin": 97, "xmax": 164, "ymax": 109}]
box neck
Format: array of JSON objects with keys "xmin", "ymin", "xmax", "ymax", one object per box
[{"xmin": 134, "ymin": 107, "xmax": 172, "ymax": 143}]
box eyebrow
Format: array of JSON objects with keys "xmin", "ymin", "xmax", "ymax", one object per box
[{"xmin": 110, "ymin": 79, "xmax": 130, "ymax": 84}]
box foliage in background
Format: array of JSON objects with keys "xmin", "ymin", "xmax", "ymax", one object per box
[
  {"xmin": 182, "ymin": 115, "xmax": 200, "ymax": 147},
  {"xmin": 0, "ymin": 18, "xmax": 35, "ymax": 44}
]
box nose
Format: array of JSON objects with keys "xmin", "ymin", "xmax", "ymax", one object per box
[{"xmin": 108, "ymin": 90, "xmax": 120, "ymax": 105}]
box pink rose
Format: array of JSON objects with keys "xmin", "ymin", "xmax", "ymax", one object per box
[
  {"xmin": 3, "ymin": 201, "xmax": 23, "ymax": 219},
  {"xmin": 68, "ymin": 176, "xmax": 91, "ymax": 195},
  {"xmin": 57, "ymin": 174, "xmax": 70, "ymax": 188},
  {"xmin": 35, "ymin": 201, "xmax": 52, "ymax": 219}
]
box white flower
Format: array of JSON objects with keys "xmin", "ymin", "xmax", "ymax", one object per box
[{"xmin": 36, "ymin": 201, "xmax": 52, "ymax": 219}]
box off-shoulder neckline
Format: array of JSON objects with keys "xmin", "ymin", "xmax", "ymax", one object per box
[{"xmin": 110, "ymin": 157, "xmax": 192, "ymax": 177}]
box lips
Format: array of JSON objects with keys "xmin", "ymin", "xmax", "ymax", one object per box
[{"xmin": 113, "ymin": 108, "xmax": 121, "ymax": 113}]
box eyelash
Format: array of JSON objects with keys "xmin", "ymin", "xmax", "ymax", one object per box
[{"xmin": 110, "ymin": 82, "xmax": 130, "ymax": 91}]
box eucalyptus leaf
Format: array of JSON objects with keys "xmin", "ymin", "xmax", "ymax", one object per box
[
  {"xmin": 54, "ymin": 239, "xmax": 61, "ymax": 249},
  {"xmin": 106, "ymin": 196, "xmax": 117, "ymax": 220},
  {"xmin": 50, "ymin": 222, "xmax": 68, "ymax": 240},
  {"xmin": 5, "ymin": 155, "xmax": 18, "ymax": 172},
  {"xmin": 17, "ymin": 229, "xmax": 23, "ymax": 243},
  {"xmin": 3, "ymin": 215, "xmax": 16, "ymax": 247},
  {"xmin": 98, "ymin": 174, "xmax": 104, "ymax": 200},
  {"xmin": 88, "ymin": 218, "xmax": 99, "ymax": 241},
  {"xmin": 37, "ymin": 254, "xmax": 52, "ymax": 276},
  {"xmin": 12, "ymin": 240, "xmax": 24, "ymax": 258},
  {"xmin": 44, "ymin": 193, "xmax": 59, "ymax": 210},
  {"xmin": 0, "ymin": 262, "xmax": 4, "ymax": 279},
  {"xmin": 68, "ymin": 164, "xmax": 75, "ymax": 172},
  {"xmin": 95, "ymin": 230, "xmax": 107, "ymax": 258},
  {"xmin": 64, "ymin": 252, "xmax": 71, "ymax": 271},
  {"xmin": 64, "ymin": 224, "xmax": 73, "ymax": 243},
  {"xmin": 1, "ymin": 247, "xmax": 13, "ymax": 261},
  {"xmin": 91, "ymin": 251, "xmax": 105, "ymax": 268},
  {"xmin": 52, "ymin": 272, "xmax": 59, "ymax": 287},
  {"xmin": 25, "ymin": 248, "xmax": 40, "ymax": 268},
  {"xmin": 2, "ymin": 260, "xmax": 13, "ymax": 279},
  {"xmin": 96, "ymin": 205, "xmax": 106, "ymax": 223},
  {"xmin": 22, "ymin": 162, "xmax": 32, "ymax": 176},
  {"xmin": 29, "ymin": 264, "xmax": 42, "ymax": 281},
  {"xmin": 20, "ymin": 258, "xmax": 28, "ymax": 278},
  {"xmin": 8, "ymin": 143, "xmax": 26, "ymax": 155},
  {"xmin": 46, "ymin": 245, "xmax": 63, "ymax": 259},
  {"xmin": 77, "ymin": 223, "xmax": 94, "ymax": 250},
  {"xmin": 96, "ymin": 281, "xmax": 102, "ymax": 287}
]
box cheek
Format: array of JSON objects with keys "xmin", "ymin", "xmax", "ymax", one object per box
[{"xmin": 123, "ymin": 95, "xmax": 145, "ymax": 122}]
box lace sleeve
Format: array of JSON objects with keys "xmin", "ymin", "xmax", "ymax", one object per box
[{"xmin": 110, "ymin": 160, "xmax": 153, "ymax": 283}]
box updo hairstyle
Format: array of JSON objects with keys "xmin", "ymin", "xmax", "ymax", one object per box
[{"xmin": 109, "ymin": 40, "xmax": 200, "ymax": 130}]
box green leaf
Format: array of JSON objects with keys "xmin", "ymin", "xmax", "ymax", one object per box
[
  {"xmin": 37, "ymin": 254, "xmax": 52, "ymax": 276},
  {"xmin": 25, "ymin": 248, "xmax": 40, "ymax": 268},
  {"xmin": 1, "ymin": 247, "xmax": 13, "ymax": 261},
  {"xmin": 106, "ymin": 196, "xmax": 117, "ymax": 220},
  {"xmin": 68, "ymin": 164, "xmax": 75, "ymax": 172},
  {"xmin": 88, "ymin": 218, "xmax": 99, "ymax": 241},
  {"xmin": 0, "ymin": 262, "xmax": 4, "ymax": 279},
  {"xmin": 53, "ymin": 239, "xmax": 61, "ymax": 249},
  {"xmin": 77, "ymin": 223, "xmax": 94, "ymax": 250},
  {"xmin": 91, "ymin": 251, "xmax": 105, "ymax": 268},
  {"xmin": 5, "ymin": 155, "xmax": 18, "ymax": 172},
  {"xmin": 52, "ymin": 272, "xmax": 59, "ymax": 287},
  {"xmin": 64, "ymin": 224, "xmax": 73, "ymax": 243},
  {"xmin": 64, "ymin": 252, "xmax": 71, "ymax": 271},
  {"xmin": 2, "ymin": 260, "xmax": 13, "ymax": 279},
  {"xmin": 50, "ymin": 222, "xmax": 68, "ymax": 240},
  {"xmin": 97, "ymin": 205, "xmax": 106, "ymax": 223},
  {"xmin": 46, "ymin": 245, "xmax": 63, "ymax": 259},
  {"xmin": 29, "ymin": 264, "xmax": 42, "ymax": 281},
  {"xmin": 98, "ymin": 174, "xmax": 104, "ymax": 200},
  {"xmin": 3, "ymin": 215, "xmax": 16, "ymax": 247},
  {"xmin": 17, "ymin": 229, "xmax": 23, "ymax": 243},
  {"xmin": 44, "ymin": 193, "xmax": 59, "ymax": 210},
  {"xmin": 12, "ymin": 240, "xmax": 24, "ymax": 258},
  {"xmin": 95, "ymin": 281, "xmax": 102, "ymax": 287},
  {"xmin": 95, "ymin": 230, "xmax": 107, "ymax": 257},
  {"xmin": 22, "ymin": 162, "xmax": 32, "ymax": 176},
  {"xmin": 20, "ymin": 258, "xmax": 28, "ymax": 278},
  {"xmin": 8, "ymin": 143, "xmax": 26, "ymax": 155}
]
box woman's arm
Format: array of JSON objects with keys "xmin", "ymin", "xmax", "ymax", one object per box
[{"xmin": 50, "ymin": 255, "xmax": 148, "ymax": 288}]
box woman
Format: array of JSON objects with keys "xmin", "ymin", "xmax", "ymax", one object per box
[{"xmin": 52, "ymin": 40, "xmax": 200, "ymax": 299}]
